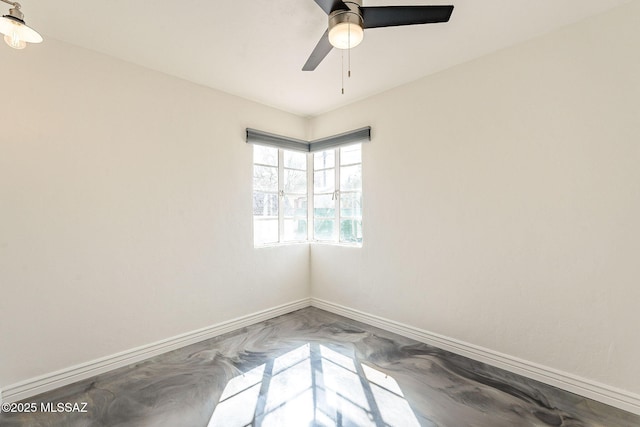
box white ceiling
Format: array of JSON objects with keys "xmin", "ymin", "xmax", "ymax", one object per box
[{"xmin": 25, "ymin": 0, "xmax": 629, "ymax": 117}]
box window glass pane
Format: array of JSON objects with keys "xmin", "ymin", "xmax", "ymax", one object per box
[
  {"xmin": 253, "ymin": 165, "xmax": 278, "ymax": 192},
  {"xmin": 284, "ymin": 151, "xmax": 306, "ymax": 170},
  {"xmin": 254, "ymin": 145, "xmax": 278, "ymax": 166},
  {"xmin": 340, "ymin": 219, "xmax": 362, "ymax": 243},
  {"xmin": 340, "ymin": 164, "xmax": 362, "ymax": 191},
  {"xmin": 253, "ymin": 192, "xmax": 278, "ymax": 217},
  {"xmin": 284, "ymin": 195, "xmax": 307, "ymax": 218},
  {"xmin": 284, "ymin": 219, "xmax": 307, "ymax": 242},
  {"xmin": 314, "ymin": 170, "xmax": 334, "ymax": 193},
  {"xmin": 254, "ymin": 219, "xmax": 278, "ymax": 245},
  {"xmin": 340, "ymin": 192, "xmax": 362, "ymax": 218},
  {"xmin": 314, "ymin": 150, "xmax": 335, "ymax": 170},
  {"xmin": 314, "ymin": 194, "xmax": 335, "ymax": 218},
  {"xmin": 340, "ymin": 144, "xmax": 361, "ymax": 165},
  {"xmin": 284, "ymin": 169, "xmax": 307, "ymax": 194},
  {"xmin": 314, "ymin": 219, "xmax": 335, "ymax": 241}
]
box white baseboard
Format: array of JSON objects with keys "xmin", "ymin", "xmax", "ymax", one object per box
[
  {"xmin": 1, "ymin": 298, "xmax": 311, "ymax": 404},
  {"xmin": 4, "ymin": 297, "xmax": 639, "ymax": 417},
  {"xmin": 310, "ymin": 297, "xmax": 640, "ymax": 416}
]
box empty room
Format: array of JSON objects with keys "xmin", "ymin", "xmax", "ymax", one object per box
[{"xmin": 1, "ymin": 0, "xmax": 639, "ymax": 426}]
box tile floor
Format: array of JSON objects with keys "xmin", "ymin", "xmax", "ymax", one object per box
[{"xmin": 1, "ymin": 307, "xmax": 639, "ymax": 426}]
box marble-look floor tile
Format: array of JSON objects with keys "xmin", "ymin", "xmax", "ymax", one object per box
[{"xmin": 1, "ymin": 307, "xmax": 639, "ymax": 426}]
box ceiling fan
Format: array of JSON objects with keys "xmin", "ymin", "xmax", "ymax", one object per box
[{"xmin": 303, "ymin": 0, "xmax": 454, "ymax": 71}]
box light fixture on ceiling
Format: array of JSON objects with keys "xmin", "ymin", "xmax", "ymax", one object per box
[
  {"xmin": 328, "ymin": 1, "xmax": 364, "ymax": 50},
  {"xmin": 303, "ymin": 1, "xmax": 453, "ymax": 72},
  {"xmin": 0, "ymin": 0, "xmax": 42, "ymax": 50},
  {"xmin": 327, "ymin": 1, "xmax": 364, "ymax": 95}
]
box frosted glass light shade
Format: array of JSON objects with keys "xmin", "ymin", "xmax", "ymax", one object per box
[
  {"xmin": 0, "ymin": 15, "xmax": 43, "ymax": 49},
  {"xmin": 328, "ymin": 22, "xmax": 364, "ymax": 50},
  {"xmin": 4, "ymin": 33, "xmax": 25, "ymax": 49}
]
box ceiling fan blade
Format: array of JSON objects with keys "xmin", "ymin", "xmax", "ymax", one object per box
[
  {"xmin": 361, "ymin": 5, "xmax": 454, "ymax": 29},
  {"xmin": 302, "ymin": 30, "xmax": 333, "ymax": 71},
  {"xmin": 313, "ymin": 0, "xmax": 348, "ymax": 15}
]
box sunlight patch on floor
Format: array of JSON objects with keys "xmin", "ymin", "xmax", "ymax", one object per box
[{"xmin": 208, "ymin": 343, "xmax": 421, "ymax": 427}]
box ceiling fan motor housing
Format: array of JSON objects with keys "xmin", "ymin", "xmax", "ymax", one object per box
[{"xmin": 328, "ymin": 0, "xmax": 364, "ymax": 49}]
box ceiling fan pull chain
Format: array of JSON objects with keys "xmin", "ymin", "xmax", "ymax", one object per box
[
  {"xmin": 341, "ymin": 48, "xmax": 345, "ymax": 95},
  {"xmin": 348, "ymin": 17, "xmax": 351, "ymax": 78}
]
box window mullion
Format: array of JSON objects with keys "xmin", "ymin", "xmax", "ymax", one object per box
[
  {"xmin": 308, "ymin": 153, "xmax": 314, "ymax": 241},
  {"xmin": 334, "ymin": 148, "xmax": 340, "ymax": 242},
  {"xmin": 278, "ymin": 149, "xmax": 285, "ymax": 243}
]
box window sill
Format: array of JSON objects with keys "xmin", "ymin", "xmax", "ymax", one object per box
[
  {"xmin": 310, "ymin": 241, "xmax": 362, "ymax": 248},
  {"xmin": 253, "ymin": 241, "xmax": 309, "ymax": 249},
  {"xmin": 254, "ymin": 241, "xmax": 362, "ymax": 249}
]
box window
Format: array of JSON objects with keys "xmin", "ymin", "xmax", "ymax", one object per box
[
  {"xmin": 253, "ymin": 146, "xmax": 308, "ymax": 246},
  {"xmin": 283, "ymin": 151, "xmax": 308, "ymax": 242},
  {"xmin": 313, "ymin": 149, "xmax": 335, "ymax": 241},
  {"xmin": 313, "ymin": 144, "xmax": 362, "ymax": 244},
  {"xmin": 252, "ymin": 143, "xmax": 362, "ymax": 247},
  {"xmin": 338, "ymin": 144, "xmax": 363, "ymax": 243},
  {"xmin": 253, "ymin": 145, "xmax": 279, "ymax": 245}
]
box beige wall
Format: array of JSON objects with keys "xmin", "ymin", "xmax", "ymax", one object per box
[
  {"xmin": 310, "ymin": 3, "xmax": 640, "ymax": 395},
  {"xmin": 0, "ymin": 40, "xmax": 309, "ymax": 386}
]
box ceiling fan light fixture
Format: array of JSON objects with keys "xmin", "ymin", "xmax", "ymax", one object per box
[
  {"xmin": 328, "ymin": 19, "xmax": 363, "ymax": 49},
  {"xmin": 303, "ymin": 0, "xmax": 453, "ymax": 71},
  {"xmin": 0, "ymin": 1, "xmax": 42, "ymax": 49},
  {"xmin": 328, "ymin": 1, "xmax": 364, "ymax": 50}
]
